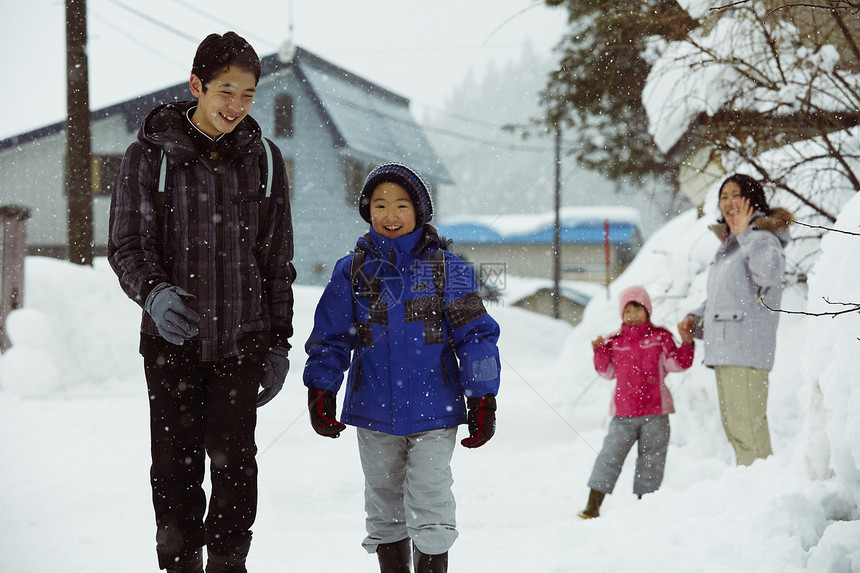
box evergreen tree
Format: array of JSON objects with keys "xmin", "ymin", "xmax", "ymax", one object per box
[{"xmin": 542, "ymin": 0, "xmax": 698, "ymax": 187}]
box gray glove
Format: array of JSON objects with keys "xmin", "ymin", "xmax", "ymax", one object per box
[
  {"xmin": 257, "ymin": 345, "xmax": 290, "ymax": 407},
  {"xmin": 145, "ymin": 283, "xmax": 200, "ymax": 345}
]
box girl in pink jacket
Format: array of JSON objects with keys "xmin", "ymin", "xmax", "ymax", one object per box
[{"xmin": 578, "ymin": 285, "xmax": 694, "ymax": 519}]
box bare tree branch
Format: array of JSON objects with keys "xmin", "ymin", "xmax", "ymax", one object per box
[
  {"xmin": 762, "ymin": 296, "xmax": 860, "ymax": 317},
  {"xmin": 793, "ymin": 220, "xmax": 860, "ymax": 235},
  {"xmin": 713, "ymin": 1, "xmax": 860, "ymax": 14}
]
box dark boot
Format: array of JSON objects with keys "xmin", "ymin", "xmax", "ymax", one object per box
[
  {"xmin": 206, "ymin": 538, "xmax": 249, "ymax": 573},
  {"xmin": 166, "ymin": 548, "xmax": 204, "ymax": 573},
  {"xmin": 206, "ymin": 551, "xmax": 247, "ymax": 573},
  {"xmin": 376, "ymin": 538, "xmax": 411, "ymax": 573},
  {"xmin": 414, "ymin": 548, "xmax": 448, "ymax": 573},
  {"xmin": 577, "ymin": 489, "xmax": 606, "ymax": 519}
]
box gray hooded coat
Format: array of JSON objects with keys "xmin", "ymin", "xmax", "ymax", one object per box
[{"xmin": 688, "ymin": 208, "xmax": 793, "ymax": 371}]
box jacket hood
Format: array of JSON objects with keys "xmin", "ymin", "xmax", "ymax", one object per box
[
  {"xmin": 618, "ymin": 285, "xmax": 652, "ymax": 318},
  {"xmin": 138, "ymin": 100, "xmax": 264, "ymax": 162},
  {"xmin": 709, "ymin": 207, "xmax": 794, "ymax": 246}
]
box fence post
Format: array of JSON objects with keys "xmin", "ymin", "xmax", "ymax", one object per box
[{"xmin": 0, "ymin": 205, "xmax": 31, "ymax": 353}]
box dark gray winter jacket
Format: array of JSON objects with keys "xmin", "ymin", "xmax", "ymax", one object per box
[
  {"xmin": 108, "ymin": 101, "xmax": 295, "ymax": 362},
  {"xmin": 688, "ymin": 208, "xmax": 793, "ymax": 371}
]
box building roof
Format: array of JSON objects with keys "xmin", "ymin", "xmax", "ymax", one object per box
[
  {"xmin": 436, "ymin": 206, "xmax": 642, "ymax": 245},
  {"xmin": 286, "ymin": 47, "xmax": 452, "ymax": 184},
  {"xmin": 0, "ymin": 46, "xmax": 453, "ymax": 184},
  {"xmin": 499, "ymin": 276, "xmax": 601, "ymax": 307}
]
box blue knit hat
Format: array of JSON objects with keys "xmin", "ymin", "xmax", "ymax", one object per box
[{"xmin": 359, "ymin": 163, "xmax": 434, "ymax": 227}]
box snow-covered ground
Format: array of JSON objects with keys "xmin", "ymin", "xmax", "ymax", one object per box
[{"xmin": 3, "ymin": 192, "xmax": 860, "ymax": 572}]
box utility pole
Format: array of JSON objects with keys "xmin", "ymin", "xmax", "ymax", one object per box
[
  {"xmin": 552, "ymin": 124, "xmax": 562, "ymax": 320},
  {"xmin": 66, "ymin": 0, "xmax": 93, "ymax": 265}
]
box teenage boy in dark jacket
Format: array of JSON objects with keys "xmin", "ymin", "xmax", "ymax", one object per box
[{"xmin": 108, "ymin": 31, "xmax": 295, "ymax": 573}]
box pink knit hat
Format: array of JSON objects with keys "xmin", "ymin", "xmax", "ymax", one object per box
[{"xmin": 618, "ymin": 285, "xmax": 652, "ymax": 318}]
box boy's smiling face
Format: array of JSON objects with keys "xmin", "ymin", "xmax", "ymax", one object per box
[
  {"xmin": 369, "ymin": 182, "xmax": 417, "ymax": 239},
  {"xmin": 189, "ymin": 65, "xmax": 257, "ymax": 138}
]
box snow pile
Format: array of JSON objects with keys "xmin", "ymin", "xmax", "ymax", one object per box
[{"xmin": 801, "ymin": 192, "xmax": 860, "ymax": 489}]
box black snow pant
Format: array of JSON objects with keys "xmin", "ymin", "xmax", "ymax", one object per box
[{"xmin": 143, "ymin": 345, "xmax": 262, "ymax": 570}]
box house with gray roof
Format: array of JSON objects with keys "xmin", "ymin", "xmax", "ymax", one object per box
[{"xmin": 0, "ymin": 45, "xmax": 452, "ymax": 284}]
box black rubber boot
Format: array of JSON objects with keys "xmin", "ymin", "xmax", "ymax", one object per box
[
  {"xmin": 166, "ymin": 548, "xmax": 203, "ymax": 573},
  {"xmin": 414, "ymin": 548, "xmax": 448, "ymax": 573},
  {"xmin": 577, "ymin": 489, "xmax": 606, "ymax": 519},
  {"xmin": 205, "ymin": 554, "xmax": 246, "ymax": 573},
  {"xmin": 206, "ymin": 539, "xmax": 250, "ymax": 573},
  {"xmin": 376, "ymin": 538, "xmax": 412, "ymax": 573}
]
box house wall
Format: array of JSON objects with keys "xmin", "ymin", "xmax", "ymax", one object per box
[
  {"xmin": 255, "ymin": 70, "xmax": 369, "ymax": 285},
  {"xmin": 0, "ymin": 115, "xmax": 141, "ymax": 256},
  {"xmin": 0, "ymin": 131, "xmax": 67, "ymax": 253},
  {"xmin": 512, "ymin": 291, "xmax": 586, "ymax": 327},
  {"xmin": 451, "ymin": 242, "xmax": 622, "ymax": 283}
]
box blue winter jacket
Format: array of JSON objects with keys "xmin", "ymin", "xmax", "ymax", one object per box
[{"xmin": 303, "ymin": 225, "xmax": 501, "ymax": 436}]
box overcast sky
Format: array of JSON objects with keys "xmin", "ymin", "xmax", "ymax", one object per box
[{"xmin": 2, "ymin": 0, "xmax": 568, "ymax": 140}]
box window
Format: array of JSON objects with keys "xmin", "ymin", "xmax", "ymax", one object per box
[
  {"xmin": 343, "ymin": 157, "xmax": 371, "ymax": 206},
  {"xmin": 91, "ymin": 154, "xmax": 124, "ymax": 196},
  {"xmin": 274, "ymin": 93, "xmax": 294, "ymax": 137}
]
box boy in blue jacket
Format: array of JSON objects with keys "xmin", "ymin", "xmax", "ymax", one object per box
[{"xmin": 303, "ymin": 163, "xmax": 501, "ymax": 573}]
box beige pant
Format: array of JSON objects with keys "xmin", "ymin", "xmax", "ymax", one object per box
[{"xmin": 714, "ymin": 366, "xmax": 773, "ymax": 466}]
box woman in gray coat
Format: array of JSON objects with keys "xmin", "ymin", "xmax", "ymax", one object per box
[{"xmin": 679, "ymin": 174, "xmax": 793, "ymax": 466}]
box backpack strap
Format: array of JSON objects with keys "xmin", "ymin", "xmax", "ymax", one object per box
[
  {"xmin": 430, "ymin": 248, "xmax": 446, "ymax": 302},
  {"xmin": 148, "ymin": 147, "xmax": 170, "ymax": 268},
  {"xmin": 260, "ymin": 137, "xmax": 274, "ymax": 197},
  {"xmin": 349, "ymin": 249, "xmax": 366, "ymax": 294},
  {"xmin": 148, "ymin": 146, "xmax": 169, "ymax": 214},
  {"xmin": 429, "ymin": 248, "xmax": 461, "ymax": 362},
  {"xmin": 260, "ymin": 137, "xmax": 284, "ymax": 216}
]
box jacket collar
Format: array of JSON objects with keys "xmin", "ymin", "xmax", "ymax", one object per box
[
  {"xmin": 709, "ymin": 207, "xmax": 794, "ymax": 245},
  {"xmin": 356, "ymin": 224, "xmax": 443, "ymax": 265},
  {"xmin": 138, "ymin": 100, "xmax": 264, "ymax": 163},
  {"xmin": 620, "ymin": 322, "xmax": 653, "ymax": 337}
]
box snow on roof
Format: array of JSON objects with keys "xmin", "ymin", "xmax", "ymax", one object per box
[
  {"xmin": 437, "ymin": 206, "xmax": 642, "ymax": 245},
  {"xmin": 293, "ymin": 50, "xmax": 453, "ymax": 184}
]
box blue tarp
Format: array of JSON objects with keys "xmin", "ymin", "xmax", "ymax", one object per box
[{"xmin": 436, "ymin": 221, "xmax": 639, "ymax": 245}]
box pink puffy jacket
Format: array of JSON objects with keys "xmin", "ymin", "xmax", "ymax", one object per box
[{"xmin": 593, "ymin": 322, "xmax": 694, "ymax": 417}]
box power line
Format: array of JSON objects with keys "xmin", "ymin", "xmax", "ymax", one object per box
[
  {"xmin": 169, "ymin": 0, "xmax": 280, "ymax": 52},
  {"xmin": 482, "ymin": 0, "xmax": 545, "ymax": 46},
  {"xmin": 90, "ymin": 10, "xmax": 188, "ymax": 74},
  {"xmin": 103, "ymin": 0, "xmax": 200, "ymax": 43},
  {"xmin": 93, "ymin": 1, "xmax": 576, "ymax": 154}
]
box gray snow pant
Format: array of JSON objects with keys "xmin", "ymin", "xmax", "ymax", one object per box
[
  {"xmin": 587, "ymin": 415, "xmax": 670, "ymax": 496},
  {"xmin": 357, "ymin": 427, "xmax": 458, "ymax": 556}
]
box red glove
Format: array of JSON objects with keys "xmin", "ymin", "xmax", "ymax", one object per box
[
  {"xmin": 308, "ymin": 388, "xmax": 347, "ymax": 438},
  {"xmin": 461, "ymin": 394, "xmax": 497, "ymax": 448}
]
